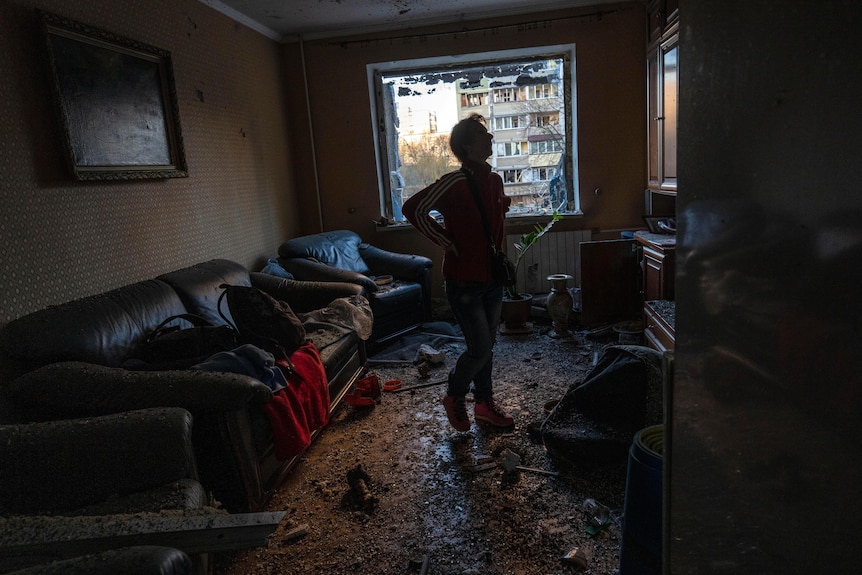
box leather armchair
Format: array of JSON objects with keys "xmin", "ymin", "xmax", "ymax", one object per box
[
  {"xmin": 0, "ymin": 407, "xmax": 203, "ymax": 574},
  {"xmin": 277, "ymin": 230, "xmax": 433, "ymax": 345}
]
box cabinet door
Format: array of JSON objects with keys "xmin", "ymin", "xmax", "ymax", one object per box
[
  {"xmin": 580, "ymin": 239, "xmax": 641, "ymax": 327},
  {"xmin": 642, "ymin": 245, "xmax": 675, "ymax": 300},
  {"xmin": 647, "ymin": 24, "xmax": 678, "ymax": 194},
  {"xmin": 661, "ymin": 37, "xmax": 678, "ymax": 190},
  {"xmin": 647, "ymin": 46, "xmax": 661, "ymax": 189}
]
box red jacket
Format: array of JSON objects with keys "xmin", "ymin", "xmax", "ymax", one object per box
[{"xmin": 403, "ymin": 160, "xmax": 510, "ymax": 283}]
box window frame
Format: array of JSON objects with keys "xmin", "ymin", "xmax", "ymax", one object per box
[{"xmin": 367, "ymin": 44, "xmax": 581, "ymax": 221}]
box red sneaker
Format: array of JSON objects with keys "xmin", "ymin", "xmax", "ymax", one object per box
[
  {"xmin": 474, "ymin": 398, "xmax": 514, "ymax": 427},
  {"xmin": 442, "ymin": 395, "xmax": 471, "ymax": 431}
]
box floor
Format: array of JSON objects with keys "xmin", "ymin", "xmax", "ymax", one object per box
[{"xmin": 213, "ymin": 316, "xmax": 630, "ymax": 575}]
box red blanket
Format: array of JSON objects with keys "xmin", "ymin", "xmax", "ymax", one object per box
[{"xmin": 264, "ymin": 342, "xmax": 330, "ymax": 461}]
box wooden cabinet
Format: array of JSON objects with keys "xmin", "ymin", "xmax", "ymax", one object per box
[
  {"xmin": 636, "ymin": 232, "xmax": 676, "ymax": 353},
  {"xmin": 643, "ymin": 2, "xmax": 678, "ymax": 353},
  {"xmin": 636, "ymin": 232, "xmax": 675, "ymax": 301},
  {"xmin": 647, "ymin": 0, "xmax": 679, "ymax": 212}
]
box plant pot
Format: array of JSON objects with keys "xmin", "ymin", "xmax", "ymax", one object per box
[{"xmin": 500, "ymin": 294, "xmax": 533, "ymax": 334}]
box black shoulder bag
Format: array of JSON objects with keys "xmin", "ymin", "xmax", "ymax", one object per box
[{"xmin": 461, "ymin": 168, "xmax": 516, "ymax": 287}]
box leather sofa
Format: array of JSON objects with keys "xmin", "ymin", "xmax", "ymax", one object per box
[
  {"xmin": 277, "ymin": 230, "xmax": 433, "ymax": 346},
  {"xmin": 0, "ymin": 259, "xmax": 368, "ymax": 512},
  {"xmin": 0, "ymin": 407, "xmax": 202, "ymax": 574}
]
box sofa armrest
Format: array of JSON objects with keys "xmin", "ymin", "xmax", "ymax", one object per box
[
  {"xmin": 359, "ymin": 244, "xmax": 433, "ymax": 281},
  {"xmin": 250, "ymin": 272, "xmax": 363, "ymax": 314},
  {"xmin": 0, "ymin": 407, "xmax": 198, "ymax": 515},
  {"xmin": 4, "ymin": 362, "xmax": 272, "ymax": 423},
  {"xmin": 277, "ymin": 258, "xmax": 378, "ymax": 293}
]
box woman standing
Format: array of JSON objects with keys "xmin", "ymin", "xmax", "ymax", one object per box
[{"xmin": 402, "ymin": 114, "xmax": 514, "ymax": 431}]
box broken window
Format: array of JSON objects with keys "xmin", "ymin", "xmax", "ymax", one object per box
[{"xmin": 368, "ymin": 44, "xmax": 580, "ymax": 221}]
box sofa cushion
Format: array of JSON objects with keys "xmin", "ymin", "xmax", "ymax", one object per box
[
  {"xmin": 157, "ymin": 259, "xmax": 252, "ymax": 327},
  {"xmin": 0, "ymin": 280, "xmax": 186, "ymax": 374}
]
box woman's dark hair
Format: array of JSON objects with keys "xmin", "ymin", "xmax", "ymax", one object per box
[{"xmin": 450, "ymin": 113, "xmax": 487, "ymax": 162}]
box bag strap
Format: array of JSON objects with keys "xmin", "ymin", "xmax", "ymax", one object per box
[
  {"xmin": 216, "ymin": 287, "xmax": 237, "ymax": 331},
  {"xmin": 461, "ymin": 168, "xmax": 496, "ymax": 254},
  {"xmin": 146, "ymin": 313, "xmax": 212, "ymax": 343}
]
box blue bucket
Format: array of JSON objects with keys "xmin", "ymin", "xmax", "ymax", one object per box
[{"xmin": 619, "ymin": 424, "xmax": 663, "ymax": 575}]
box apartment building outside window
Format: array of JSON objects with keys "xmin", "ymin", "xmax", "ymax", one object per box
[{"xmin": 368, "ymin": 44, "xmax": 580, "ymax": 221}]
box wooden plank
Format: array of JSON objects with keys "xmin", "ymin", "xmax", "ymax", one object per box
[{"xmin": 0, "ymin": 511, "xmax": 285, "ymax": 569}]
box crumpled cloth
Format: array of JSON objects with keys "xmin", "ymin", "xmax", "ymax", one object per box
[
  {"xmin": 192, "ymin": 342, "xmax": 329, "ymax": 461},
  {"xmin": 191, "ymin": 344, "xmax": 287, "ymax": 392},
  {"xmin": 299, "ymin": 295, "xmax": 373, "ymax": 341}
]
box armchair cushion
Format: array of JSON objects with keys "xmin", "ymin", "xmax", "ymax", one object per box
[{"xmin": 279, "ymin": 230, "xmax": 370, "ymax": 275}]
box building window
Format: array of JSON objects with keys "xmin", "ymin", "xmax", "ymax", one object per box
[
  {"xmin": 535, "ymin": 112, "xmax": 559, "ymax": 128},
  {"xmin": 500, "ymin": 168, "xmax": 526, "ymax": 184},
  {"xmin": 529, "ymin": 139, "xmax": 564, "ymax": 154},
  {"xmin": 533, "ymin": 167, "xmax": 557, "ymax": 181},
  {"xmin": 494, "ymin": 115, "xmax": 525, "ymax": 130},
  {"xmin": 369, "ymin": 44, "xmax": 580, "ymax": 220},
  {"xmin": 494, "ymin": 88, "xmax": 521, "ymax": 103},
  {"xmin": 497, "ymin": 141, "xmax": 528, "ymax": 157},
  {"xmin": 461, "ymin": 92, "xmax": 488, "ymax": 107},
  {"xmin": 527, "ymin": 84, "xmax": 558, "ymax": 99}
]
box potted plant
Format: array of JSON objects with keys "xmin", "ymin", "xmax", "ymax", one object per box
[{"xmin": 500, "ymin": 212, "xmax": 562, "ymax": 333}]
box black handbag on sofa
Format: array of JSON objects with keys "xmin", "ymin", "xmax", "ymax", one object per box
[{"xmin": 133, "ymin": 314, "xmax": 239, "ymax": 370}]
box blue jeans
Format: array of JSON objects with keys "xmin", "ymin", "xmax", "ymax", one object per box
[{"xmin": 445, "ymin": 279, "xmax": 503, "ymax": 403}]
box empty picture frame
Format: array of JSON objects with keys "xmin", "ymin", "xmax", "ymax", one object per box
[{"xmin": 40, "ymin": 11, "xmax": 188, "ymax": 180}]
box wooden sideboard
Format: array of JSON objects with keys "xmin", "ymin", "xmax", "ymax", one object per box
[
  {"xmin": 635, "ymin": 231, "xmax": 675, "ymax": 352},
  {"xmin": 635, "ymin": 231, "xmax": 675, "ymax": 301}
]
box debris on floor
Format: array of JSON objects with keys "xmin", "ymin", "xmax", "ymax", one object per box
[
  {"xmin": 215, "ymin": 321, "xmax": 632, "ymax": 575},
  {"xmin": 345, "ymin": 464, "xmax": 378, "ymax": 515}
]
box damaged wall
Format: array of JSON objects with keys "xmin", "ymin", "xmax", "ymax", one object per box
[{"xmin": 0, "ymin": 0, "xmax": 297, "ymax": 325}]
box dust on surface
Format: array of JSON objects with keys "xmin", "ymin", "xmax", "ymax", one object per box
[{"xmin": 214, "ymin": 323, "xmax": 629, "ymax": 575}]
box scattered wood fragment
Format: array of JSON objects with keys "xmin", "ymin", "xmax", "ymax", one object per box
[
  {"xmin": 282, "ymin": 523, "xmax": 309, "ymax": 543},
  {"xmin": 515, "ymin": 465, "xmax": 560, "ymax": 477},
  {"xmin": 388, "ymin": 379, "xmax": 446, "ymax": 393}
]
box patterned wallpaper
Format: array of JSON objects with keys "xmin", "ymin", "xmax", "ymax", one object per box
[{"xmin": 0, "ymin": 0, "xmax": 298, "ymax": 326}]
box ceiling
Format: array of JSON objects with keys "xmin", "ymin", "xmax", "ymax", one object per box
[{"xmin": 205, "ymin": 0, "xmax": 621, "ymax": 41}]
